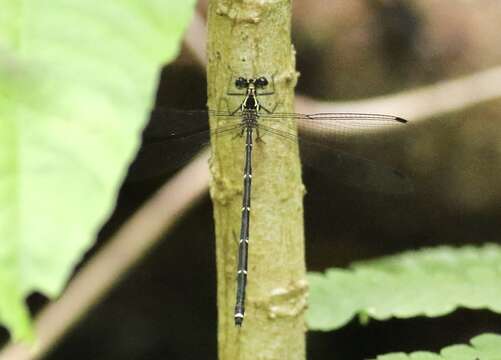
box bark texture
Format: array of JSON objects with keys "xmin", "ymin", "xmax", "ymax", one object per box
[{"xmin": 206, "ymin": 0, "xmax": 307, "ymax": 359}]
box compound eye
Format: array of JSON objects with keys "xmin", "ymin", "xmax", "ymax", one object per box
[
  {"xmin": 255, "ymin": 77, "xmax": 269, "ymax": 88},
  {"xmin": 235, "ymin": 77, "xmax": 247, "ymax": 89}
]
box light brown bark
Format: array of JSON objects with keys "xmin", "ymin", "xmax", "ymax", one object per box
[{"xmin": 206, "ymin": 1, "xmax": 307, "ymax": 359}]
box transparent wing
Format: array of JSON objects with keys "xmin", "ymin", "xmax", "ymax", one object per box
[
  {"xmin": 256, "ymin": 112, "xmax": 407, "ymax": 142},
  {"xmin": 299, "ymin": 143, "xmax": 413, "ymax": 195},
  {"xmin": 258, "ymin": 123, "xmax": 413, "ymax": 194},
  {"xmin": 143, "ymin": 109, "xmax": 406, "ymax": 139},
  {"xmin": 126, "ymin": 109, "xmax": 242, "ymax": 181},
  {"xmin": 126, "ymin": 107, "xmax": 411, "ymax": 194},
  {"xmin": 258, "ymin": 111, "xmax": 405, "ymax": 122}
]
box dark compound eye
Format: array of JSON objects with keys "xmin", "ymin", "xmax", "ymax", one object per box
[
  {"xmin": 255, "ymin": 77, "xmax": 269, "ymax": 88},
  {"xmin": 235, "ymin": 77, "xmax": 247, "ymax": 89}
]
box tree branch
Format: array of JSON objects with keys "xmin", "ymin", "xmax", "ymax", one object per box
[
  {"xmin": 206, "ymin": 0, "xmax": 306, "ymax": 359},
  {"xmin": 296, "ymin": 65, "xmax": 501, "ymax": 122}
]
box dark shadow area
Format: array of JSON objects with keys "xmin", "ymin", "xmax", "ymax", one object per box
[
  {"xmin": 47, "ymin": 197, "xmax": 217, "ymax": 360},
  {"xmin": 308, "ymin": 309, "xmax": 501, "ymax": 359}
]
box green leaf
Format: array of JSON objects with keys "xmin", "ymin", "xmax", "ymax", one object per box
[
  {"xmin": 0, "ymin": 0, "xmax": 196, "ymax": 339},
  {"xmin": 375, "ymin": 333, "xmax": 501, "ymax": 359},
  {"xmin": 307, "ymin": 244, "xmax": 501, "ymax": 331},
  {"xmin": 376, "ymin": 353, "xmax": 442, "ymax": 360}
]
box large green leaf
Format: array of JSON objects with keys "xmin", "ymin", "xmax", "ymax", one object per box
[
  {"xmin": 0, "ymin": 0, "xmax": 196, "ymax": 339},
  {"xmin": 308, "ymin": 244, "xmax": 501, "ymax": 331},
  {"xmin": 376, "ymin": 333, "xmax": 501, "ymax": 359}
]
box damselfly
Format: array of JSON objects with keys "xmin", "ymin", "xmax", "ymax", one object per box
[{"xmin": 127, "ymin": 75, "xmax": 411, "ymax": 326}]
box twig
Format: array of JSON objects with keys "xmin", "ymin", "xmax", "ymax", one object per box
[
  {"xmin": 184, "ymin": 11, "xmax": 207, "ymax": 65},
  {"xmin": 296, "ymin": 65, "xmax": 501, "ymax": 122},
  {"xmin": 0, "ymin": 151, "xmax": 210, "ymax": 360}
]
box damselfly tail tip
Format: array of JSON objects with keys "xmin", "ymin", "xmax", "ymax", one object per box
[
  {"xmin": 395, "ymin": 116, "xmax": 408, "ymax": 124},
  {"xmin": 234, "ymin": 313, "xmax": 244, "ymax": 326}
]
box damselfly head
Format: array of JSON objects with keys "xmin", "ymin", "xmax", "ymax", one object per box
[
  {"xmin": 235, "ymin": 77, "xmax": 248, "ymax": 89},
  {"xmin": 254, "ymin": 76, "xmax": 269, "ymax": 88}
]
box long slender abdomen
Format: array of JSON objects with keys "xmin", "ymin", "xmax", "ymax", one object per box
[{"xmin": 234, "ymin": 126, "xmax": 253, "ymax": 326}]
